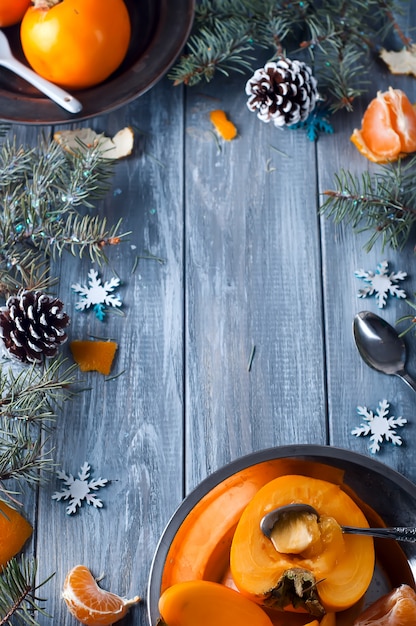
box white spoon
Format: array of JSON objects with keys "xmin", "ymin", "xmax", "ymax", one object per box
[{"xmin": 0, "ymin": 30, "xmax": 82, "ymax": 114}]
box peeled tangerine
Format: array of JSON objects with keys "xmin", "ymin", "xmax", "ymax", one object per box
[
  {"xmin": 351, "ymin": 87, "xmax": 416, "ymax": 162},
  {"xmin": 353, "ymin": 584, "xmax": 416, "ymax": 626},
  {"xmin": 230, "ymin": 475, "xmax": 375, "ymax": 617}
]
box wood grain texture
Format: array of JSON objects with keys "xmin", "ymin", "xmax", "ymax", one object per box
[{"xmin": 4, "ymin": 4, "xmax": 416, "ymax": 624}]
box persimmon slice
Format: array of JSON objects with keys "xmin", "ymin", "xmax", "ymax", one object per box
[
  {"xmin": 70, "ymin": 340, "xmax": 118, "ymax": 375},
  {"xmin": 230, "ymin": 475, "xmax": 375, "ymax": 614},
  {"xmin": 158, "ymin": 580, "xmax": 273, "ymax": 626}
]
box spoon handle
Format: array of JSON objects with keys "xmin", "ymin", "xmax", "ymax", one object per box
[
  {"xmin": 0, "ymin": 57, "xmax": 82, "ymax": 114},
  {"xmin": 342, "ymin": 526, "xmax": 416, "ymax": 543},
  {"xmin": 396, "ymin": 371, "xmax": 416, "ymax": 394}
]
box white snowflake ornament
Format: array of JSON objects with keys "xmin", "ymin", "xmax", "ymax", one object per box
[
  {"xmin": 52, "ymin": 462, "xmax": 109, "ymax": 515},
  {"xmin": 351, "ymin": 399, "xmax": 407, "ymax": 454},
  {"xmin": 72, "ymin": 268, "xmax": 122, "ymax": 321},
  {"xmin": 355, "ymin": 260, "xmax": 407, "ymax": 308}
]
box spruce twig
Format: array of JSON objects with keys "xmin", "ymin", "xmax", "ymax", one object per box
[
  {"xmin": 171, "ymin": 0, "xmax": 412, "ymax": 110},
  {"xmin": 0, "ymin": 358, "xmax": 77, "ymax": 503},
  {"xmin": 0, "ymin": 557, "xmax": 53, "ymax": 626},
  {"xmin": 320, "ymin": 156, "xmax": 416, "ymax": 251},
  {"xmin": 0, "ymin": 137, "xmax": 126, "ymax": 295}
]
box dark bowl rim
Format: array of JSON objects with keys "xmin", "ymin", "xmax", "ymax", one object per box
[
  {"xmin": 147, "ymin": 443, "xmax": 416, "ymax": 624},
  {"xmin": 0, "ymin": 0, "xmax": 195, "ymax": 125}
]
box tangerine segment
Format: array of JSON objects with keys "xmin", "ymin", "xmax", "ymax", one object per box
[
  {"xmin": 62, "ymin": 565, "xmax": 140, "ymax": 626},
  {"xmin": 384, "ymin": 88, "xmax": 416, "ymax": 152},
  {"xmin": 70, "ymin": 340, "xmax": 118, "ymax": 375},
  {"xmin": 353, "ymin": 584, "xmax": 416, "ymax": 626},
  {"xmin": 0, "ymin": 502, "xmax": 32, "ymax": 568},
  {"xmin": 360, "ymin": 94, "xmax": 402, "ymax": 158}
]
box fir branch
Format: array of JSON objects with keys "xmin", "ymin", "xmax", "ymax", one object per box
[
  {"xmin": 0, "ymin": 136, "xmax": 121, "ymax": 296},
  {"xmin": 320, "ymin": 156, "xmax": 416, "ymax": 251},
  {"xmin": 0, "ymin": 557, "xmax": 53, "ymax": 626},
  {"xmin": 172, "ymin": 0, "xmax": 413, "ymax": 110},
  {"xmin": 0, "ymin": 358, "xmax": 77, "ymax": 502},
  {"xmin": 397, "ymin": 299, "xmax": 416, "ymax": 336}
]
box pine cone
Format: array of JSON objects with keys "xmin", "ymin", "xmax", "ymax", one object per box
[
  {"xmin": 0, "ymin": 291, "xmax": 70, "ymax": 363},
  {"xmin": 245, "ymin": 58, "xmax": 319, "ymax": 127}
]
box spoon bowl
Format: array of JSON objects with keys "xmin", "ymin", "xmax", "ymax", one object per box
[
  {"xmin": 0, "ymin": 29, "xmax": 82, "ymax": 114},
  {"xmin": 261, "ymin": 503, "xmax": 416, "ymax": 543},
  {"xmin": 353, "ymin": 311, "xmax": 416, "ymax": 393}
]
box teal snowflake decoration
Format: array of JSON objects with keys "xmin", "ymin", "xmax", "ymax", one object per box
[
  {"xmin": 72, "ymin": 268, "xmax": 122, "ymax": 321},
  {"xmin": 352, "ymin": 399, "xmax": 407, "ymax": 454},
  {"xmin": 289, "ymin": 104, "xmax": 334, "ymax": 141},
  {"xmin": 355, "ymin": 260, "xmax": 407, "ymax": 308}
]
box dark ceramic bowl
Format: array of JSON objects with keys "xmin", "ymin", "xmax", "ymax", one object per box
[
  {"xmin": 0, "ymin": 0, "xmax": 194, "ymax": 124},
  {"xmin": 147, "ymin": 444, "xmax": 416, "ymax": 625}
]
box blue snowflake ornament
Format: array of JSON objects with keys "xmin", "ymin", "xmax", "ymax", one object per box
[
  {"xmin": 351, "ymin": 399, "xmax": 407, "ymax": 454},
  {"xmin": 288, "ymin": 104, "xmax": 334, "ymax": 141},
  {"xmin": 355, "ymin": 260, "xmax": 407, "ymax": 308},
  {"xmin": 52, "ymin": 462, "xmax": 109, "ymax": 515},
  {"xmin": 72, "ymin": 268, "xmax": 122, "ymax": 321}
]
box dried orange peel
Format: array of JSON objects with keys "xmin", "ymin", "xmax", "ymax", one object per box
[
  {"xmin": 70, "ymin": 340, "xmax": 118, "ymax": 375},
  {"xmin": 0, "ymin": 501, "xmax": 33, "ymax": 568},
  {"xmin": 209, "ymin": 110, "xmax": 238, "ymax": 141},
  {"xmin": 351, "ymin": 87, "xmax": 416, "ymax": 163},
  {"xmin": 63, "ymin": 565, "xmax": 140, "ymax": 626}
]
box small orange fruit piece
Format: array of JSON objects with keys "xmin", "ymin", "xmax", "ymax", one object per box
[
  {"xmin": 70, "ymin": 340, "xmax": 118, "ymax": 375},
  {"xmin": 210, "ymin": 110, "xmax": 238, "ymax": 140},
  {"xmin": 353, "ymin": 584, "xmax": 416, "ymax": 626},
  {"xmin": 351, "ymin": 87, "xmax": 416, "ymax": 162},
  {"xmin": 0, "ymin": 501, "xmax": 32, "ymax": 568},
  {"xmin": 62, "ymin": 565, "xmax": 140, "ymax": 626}
]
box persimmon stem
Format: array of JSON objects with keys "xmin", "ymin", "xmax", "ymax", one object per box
[{"xmin": 31, "ymin": 0, "xmax": 61, "ymax": 8}]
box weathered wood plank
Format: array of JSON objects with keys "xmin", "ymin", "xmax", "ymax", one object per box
[
  {"xmin": 318, "ymin": 0, "xmax": 416, "ymax": 482},
  {"xmin": 184, "ymin": 70, "xmax": 328, "ymax": 492},
  {"xmin": 34, "ymin": 78, "xmax": 185, "ymax": 625}
]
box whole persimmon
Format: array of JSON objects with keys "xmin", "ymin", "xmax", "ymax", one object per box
[
  {"xmin": 20, "ymin": 0, "xmax": 131, "ymax": 90},
  {"xmin": 0, "ymin": 0, "xmax": 31, "ymax": 27}
]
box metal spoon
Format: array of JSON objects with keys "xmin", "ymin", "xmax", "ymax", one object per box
[
  {"xmin": 0, "ymin": 30, "xmax": 82, "ymax": 114},
  {"xmin": 353, "ymin": 310, "xmax": 416, "ymax": 393},
  {"xmin": 261, "ymin": 503, "xmax": 416, "ymax": 543}
]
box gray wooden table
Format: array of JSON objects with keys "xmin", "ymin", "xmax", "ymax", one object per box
[{"xmin": 5, "ymin": 3, "xmax": 416, "ymax": 624}]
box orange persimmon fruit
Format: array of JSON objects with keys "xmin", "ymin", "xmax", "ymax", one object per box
[
  {"xmin": 161, "ymin": 460, "xmax": 299, "ymax": 592},
  {"xmin": 62, "ymin": 565, "xmax": 140, "ymax": 626},
  {"xmin": 20, "ymin": 0, "xmax": 131, "ymax": 90},
  {"xmin": 0, "ymin": 0, "xmax": 31, "ymax": 26},
  {"xmin": 351, "ymin": 87, "xmax": 416, "ymax": 162},
  {"xmin": 353, "ymin": 584, "xmax": 416, "ymax": 626},
  {"xmin": 158, "ymin": 580, "xmax": 273, "ymax": 626},
  {"xmin": 210, "ymin": 110, "xmax": 238, "ymax": 140},
  {"xmin": 70, "ymin": 340, "xmax": 118, "ymax": 375},
  {"xmin": 230, "ymin": 475, "xmax": 375, "ymax": 615},
  {"xmin": 0, "ymin": 501, "xmax": 32, "ymax": 568}
]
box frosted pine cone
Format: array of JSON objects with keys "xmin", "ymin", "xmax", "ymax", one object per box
[
  {"xmin": 246, "ymin": 58, "xmax": 318, "ymax": 127},
  {"xmin": 0, "ymin": 291, "xmax": 70, "ymax": 363}
]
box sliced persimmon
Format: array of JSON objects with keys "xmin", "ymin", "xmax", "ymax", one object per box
[{"xmin": 353, "ymin": 584, "xmax": 416, "ymax": 626}]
